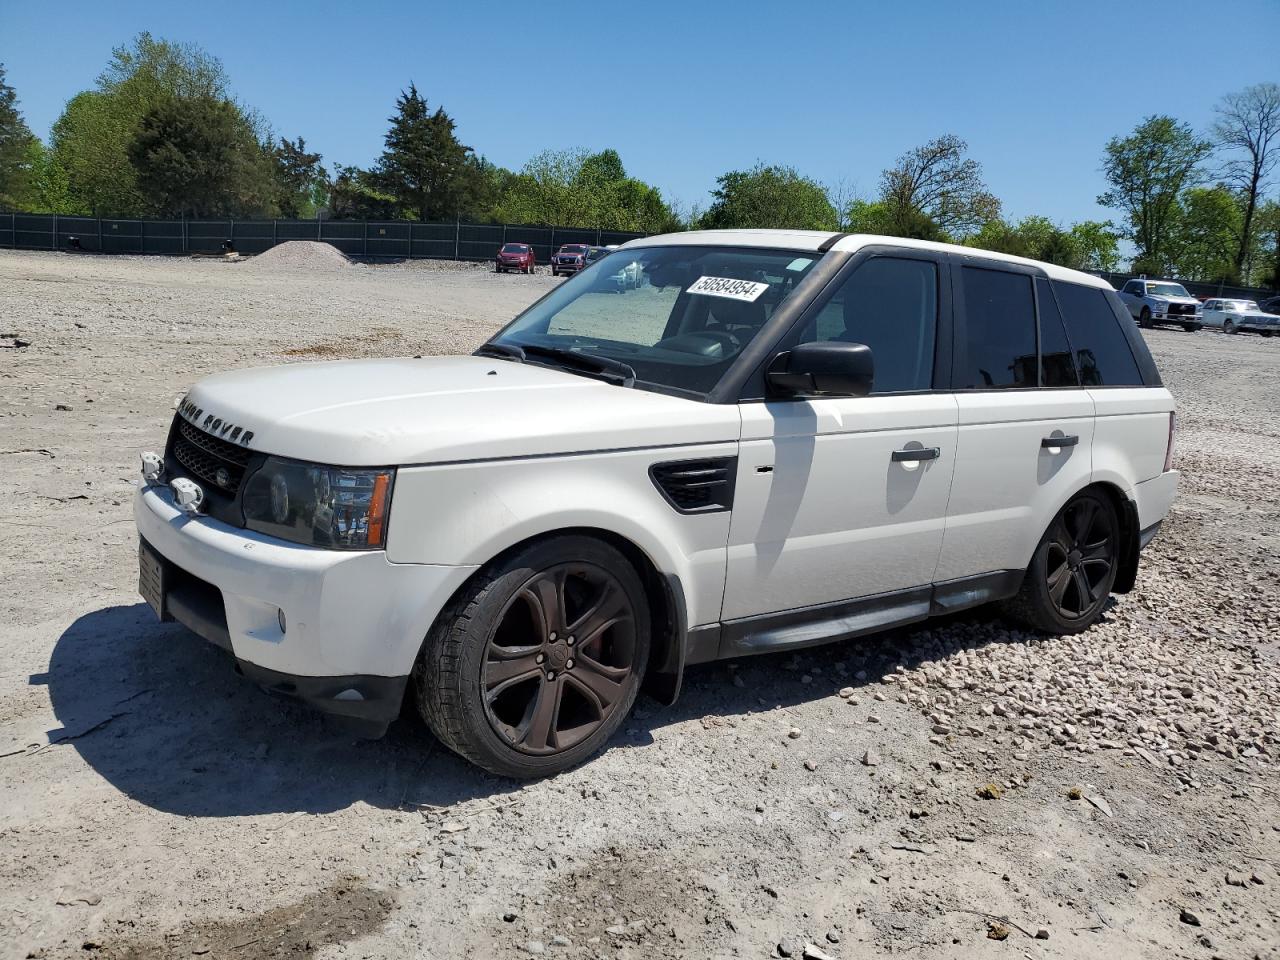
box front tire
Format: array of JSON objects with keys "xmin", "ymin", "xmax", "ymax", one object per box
[
  {"xmin": 1138, "ymin": 308, "xmax": 1152, "ymax": 328},
  {"xmin": 1001, "ymin": 490, "xmax": 1119, "ymax": 635},
  {"xmin": 1225, "ymin": 318, "xmax": 1239, "ymax": 334},
  {"xmin": 414, "ymin": 535, "xmax": 650, "ymax": 778},
  {"xmin": 1182, "ymin": 323, "xmax": 1201, "ymax": 332}
]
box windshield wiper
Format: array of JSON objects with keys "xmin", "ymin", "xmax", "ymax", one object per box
[
  {"xmin": 475, "ymin": 342, "xmax": 526, "ymax": 363},
  {"xmin": 520, "ymin": 344, "xmax": 637, "ymax": 388}
]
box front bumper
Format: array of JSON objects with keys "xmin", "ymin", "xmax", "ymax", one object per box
[{"xmin": 134, "ymin": 483, "xmax": 477, "ymax": 732}]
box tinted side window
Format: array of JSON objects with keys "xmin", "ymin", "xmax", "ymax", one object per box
[
  {"xmin": 958, "ymin": 267, "xmax": 1036, "ymax": 389},
  {"xmin": 1036, "ymin": 277, "xmax": 1078, "ymax": 387},
  {"xmin": 799, "ymin": 256, "xmax": 938, "ymax": 393},
  {"xmin": 1053, "ymin": 281, "xmax": 1143, "ymax": 386}
]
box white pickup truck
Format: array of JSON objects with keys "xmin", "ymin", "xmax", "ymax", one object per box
[
  {"xmin": 135, "ymin": 230, "xmax": 1179, "ymax": 777},
  {"xmin": 1116, "ymin": 278, "xmax": 1203, "ymax": 331}
]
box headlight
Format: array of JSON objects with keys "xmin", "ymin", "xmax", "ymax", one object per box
[{"xmin": 242, "ymin": 457, "xmax": 394, "ymax": 550}]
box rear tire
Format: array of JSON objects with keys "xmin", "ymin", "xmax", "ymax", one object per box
[
  {"xmin": 1001, "ymin": 489, "xmax": 1120, "ymax": 635},
  {"xmin": 414, "ymin": 535, "xmax": 650, "ymax": 779}
]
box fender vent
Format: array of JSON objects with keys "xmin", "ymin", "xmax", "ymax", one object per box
[{"xmin": 650, "ymin": 457, "xmax": 737, "ymax": 513}]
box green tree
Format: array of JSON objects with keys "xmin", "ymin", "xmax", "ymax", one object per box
[
  {"xmin": 0, "ymin": 63, "xmax": 39, "ymax": 209},
  {"xmin": 1068, "ymin": 220, "xmax": 1121, "ymax": 272},
  {"xmin": 49, "ymin": 33, "xmax": 233, "ymax": 215},
  {"xmin": 327, "ymin": 164, "xmax": 400, "ymax": 220},
  {"xmin": 1213, "ymin": 83, "xmax": 1280, "ymax": 275},
  {"xmin": 372, "ymin": 83, "xmax": 472, "ymax": 220},
  {"xmin": 1254, "ymin": 199, "xmax": 1280, "ymax": 289},
  {"xmin": 845, "ymin": 197, "xmax": 945, "ymax": 240},
  {"xmin": 1169, "ymin": 185, "xmax": 1244, "ymax": 284},
  {"xmin": 698, "ymin": 163, "xmax": 836, "ymax": 230},
  {"xmin": 272, "ymin": 136, "xmax": 327, "ymax": 218},
  {"xmin": 25, "ymin": 140, "xmax": 76, "ymax": 213},
  {"xmin": 967, "ymin": 215, "xmax": 1084, "ymax": 267},
  {"xmin": 128, "ymin": 94, "xmax": 273, "ymax": 217},
  {"xmin": 1098, "ymin": 115, "xmax": 1212, "ymax": 274},
  {"xmin": 490, "ymin": 148, "xmax": 676, "ymax": 231},
  {"xmin": 878, "ymin": 134, "xmax": 999, "ymax": 238}
]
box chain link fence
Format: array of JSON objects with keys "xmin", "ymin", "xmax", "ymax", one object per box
[{"xmin": 0, "ymin": 213, "xmax": 645, "ymax": 265}]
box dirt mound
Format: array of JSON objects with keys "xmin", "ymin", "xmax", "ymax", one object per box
[{"xmin": 245, "ymin": 240, "xmax": 354, "ymax": 271}]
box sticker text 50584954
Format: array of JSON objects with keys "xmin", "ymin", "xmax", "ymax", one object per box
[{"xmin": 687, "ymin": 276, "xmax": 770, "ymax": 302}]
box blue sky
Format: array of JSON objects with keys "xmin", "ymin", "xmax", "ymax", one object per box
[{"xmin": 3, "ymin": 0, "xmax": 1277, "ymax": 225}]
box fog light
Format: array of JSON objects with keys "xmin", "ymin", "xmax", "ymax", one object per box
[
  {"xmin": 277, "ymin": 608, "xmax": 287, "ymax": 634},
  {"xmin": 170, "ymin": 477, "xmax": 204, "ymax": 514},
  {"xmin": 140, "ymin": 451, "xmax": 164, "ymax": 484}
]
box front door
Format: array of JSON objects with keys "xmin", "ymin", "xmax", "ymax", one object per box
[{"xmin": 722, "ymin": 252, "xmax": 957, "ymax": 626}]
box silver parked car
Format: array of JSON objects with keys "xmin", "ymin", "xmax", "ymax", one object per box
[
  {"xmin": 1117, "ymin": 279, "xmax": 1203, "ymax": 331},
  {"xmin": 1200, "ymin": 298, "xmax": 1280, "ymax": 336}
]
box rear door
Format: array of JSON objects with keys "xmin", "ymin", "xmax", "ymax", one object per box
[{"xmin": 935, "ymin": 262, "xmax": 1094, "ymax": 583}]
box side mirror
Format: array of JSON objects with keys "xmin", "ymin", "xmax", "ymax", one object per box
[{"xmin": 767, "ymin": 341, "xmax": 874, "ymax": 398}]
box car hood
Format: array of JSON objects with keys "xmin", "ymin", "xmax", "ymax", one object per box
[
  {"xmin": 179, "ymin": 355, "xmax": 741, "ymax": 465},
  {"xmin": 1153, "ymin": 295, "xmax": 1200, "ymax": 305}
]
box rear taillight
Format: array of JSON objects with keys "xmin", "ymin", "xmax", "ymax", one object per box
[{"xmin": 1164, "ymin": 412, "xmax": 1176, "ymax": 472}]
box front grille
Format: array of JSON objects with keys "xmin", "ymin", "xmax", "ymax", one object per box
[
  {"xmin": 170, "ymin": 418, "xmax": 252, "ymax": 494},
  {"xmin": 1169, "ymin": 303, "xmax": 1196, "ymax": 315},
  {"xmin": 650, "ymin": 457, "xmax": 737, "ymax": 513}
]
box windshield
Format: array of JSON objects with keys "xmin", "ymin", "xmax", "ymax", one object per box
[
  {"xmin": 1226, "ymin": 300, "xmax": 1260, "ymax": 311},
  {"xmin": 559, "ymin": 245, "xmax": 588, "ymax": 254},
  {"xmin": 1146, "ymin": 282, "xmax": 1191, "ymax": 298},
  {"xmin": 500, "ymin": 243, "xmax": 528, "ymax": 253},
  {"xmin": 489, "ymin": 245, "xmax": 819, "ymax": 397}
]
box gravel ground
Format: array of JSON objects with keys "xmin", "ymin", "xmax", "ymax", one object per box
[{"xmin": 0, "ymin": 247, "xmax": 1277, "ymax": 960}]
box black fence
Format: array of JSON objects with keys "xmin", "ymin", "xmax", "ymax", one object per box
[
  {"xmin": 1094, "ymin": 270, "xmax": 1276, "ymax": 302},
  {"xmin": 0, "ymin": 213, "xmax": 646, "ymax": 264}
]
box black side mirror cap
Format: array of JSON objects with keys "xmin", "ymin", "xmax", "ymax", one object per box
[{"xmin": 766, "ymin": 341, "xmax": 874, "ymax": 398}]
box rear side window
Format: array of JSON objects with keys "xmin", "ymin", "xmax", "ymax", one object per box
[
  {"xmin": 958, "ymin": 267, "xmax": 1036, "ymax": 389},
  {"xmin": 1035, "ymin": 278, "xmax": 1078, "ymax": 387},
  {"xmin": 1053, "ymin": 281, "xmax": 1143, "ymax": 386},
  {"xmin": 798, "ymin": 256, "xmax": 938, "ymax": 393}
]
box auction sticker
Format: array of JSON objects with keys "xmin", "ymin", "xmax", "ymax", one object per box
[{"xmin": 687, "ymin": 276, "xmax": 769, "ymax": 302}]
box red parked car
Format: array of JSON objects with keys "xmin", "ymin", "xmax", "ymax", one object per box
[
  {"xmin": 495, "ymin": 242, "xmax": 536, "ymax": 274},
  {"xmin": 551, "ymin": 243, "xmax": 591, "ymax": 276}
]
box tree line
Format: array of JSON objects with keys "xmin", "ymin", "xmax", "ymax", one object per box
[{"xmin": 0, "ymin": 34, "xmax": 1276, "ymax": 288}]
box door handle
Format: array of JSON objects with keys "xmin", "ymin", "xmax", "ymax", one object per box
[
  {"xmin": 1041, "ymin": 435, "xmax": 1079, "ymax": 449},
  {"xmin": 892, "ymin": 447, "xmax": 941, "ymax": 462}
]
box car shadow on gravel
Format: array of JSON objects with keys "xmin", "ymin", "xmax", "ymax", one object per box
[
  {"xmin": 44, "ymin": 604, "xmax": 512, "ymax": 817},
  {"xmin": 47, "ymin": 600, "xmax": 1115, "ymax": 819}
]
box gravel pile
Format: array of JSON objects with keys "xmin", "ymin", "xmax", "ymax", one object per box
[{"xmin": 243, "ymin": 240, "xmax": 355, "ymax": 272}]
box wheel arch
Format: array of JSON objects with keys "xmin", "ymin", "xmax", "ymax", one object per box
[
  {"xmin": 416, "ymin": 525, "xmax": 690, "ymax": 708},
  {"xmin": 1050, "ymin": 479, "xmax": 1139, "ymax": 594}
]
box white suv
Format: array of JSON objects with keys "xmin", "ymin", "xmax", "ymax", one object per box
[{"xmin": 134, "ymin": 230, "xmax": 1179, "ymax": 777}]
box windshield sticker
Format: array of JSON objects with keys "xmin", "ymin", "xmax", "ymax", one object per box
[{"xmin": 687, "ymin": 276, "xmax": 770, "ymax": 302}]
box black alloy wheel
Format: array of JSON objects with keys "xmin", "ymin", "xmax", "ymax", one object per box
[
  {"xmin": 1002, "ymin": 490, "xmax": 1120, "ymax": 635},
  {"xmin": 482, "ymin": 563, "xmax": 638, "ymax": 755},
  {"xmin": 1043, "ymin": 496, "xmax": 1116, "ymax": 621},
  {"xmin": 415, "ymin": 535, "xmax": 650, "ymax": 778}
]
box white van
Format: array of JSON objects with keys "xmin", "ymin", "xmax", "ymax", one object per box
[{"xmin": 135, "ymin": 230, "xmax": 1178, "ymax": 777}]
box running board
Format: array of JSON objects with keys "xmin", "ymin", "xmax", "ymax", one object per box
[{"xmin": 716, "ymin": 570, "xmax": 1024, "ymax": 658}]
